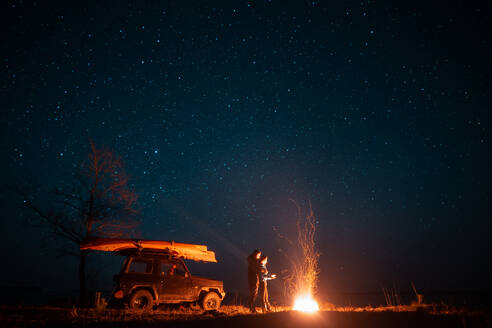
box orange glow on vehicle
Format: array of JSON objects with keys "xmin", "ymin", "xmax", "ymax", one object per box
[{"xmin": 113, "ymin": 290, "xmax": 124, "ymax": 299}]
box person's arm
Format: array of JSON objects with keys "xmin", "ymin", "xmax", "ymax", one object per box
[{"xmin": 260, "ymin": 266, "xmax": 276, "ymax": 280}]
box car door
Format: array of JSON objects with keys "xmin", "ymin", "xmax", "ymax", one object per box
[
  {"xmin": 158, "ymin": 260, "xmax": 195, "ymax": 302},
  {"xmin": 120, "ymin": 257, "xmax": 155, "ymax": 292}
]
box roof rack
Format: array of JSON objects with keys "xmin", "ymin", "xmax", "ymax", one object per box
[{"xmin": 115, "ymin": 248, "xmax": 181, "ymax": 259}]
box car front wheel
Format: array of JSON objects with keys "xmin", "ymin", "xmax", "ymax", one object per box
[
  {"xmin": 129, "ymin": 289, "xmax": 154, "ymax": 312},
  {"xmin": 201, "ymin": 292, "xmax": 221, "ymax": 311}
]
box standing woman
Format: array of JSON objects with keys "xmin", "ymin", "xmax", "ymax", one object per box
[
  {"xmin": 259, "ymin": 255, "xmax": 276, "ymax": 312},
  {"xmin": 247, "ymin": 249, "xmax": 262, "ymax": 313}
]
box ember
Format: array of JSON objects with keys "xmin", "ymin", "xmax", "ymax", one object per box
[
  {"xmin": 285, "ymin": 201, "xmax": 320, "ymax": 313},
  {"xmin": 293, "ymin": 294, "xmax": 319, "ymax": 313}
]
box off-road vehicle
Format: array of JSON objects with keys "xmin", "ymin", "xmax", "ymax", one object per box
[{"xmin": 80, "ymin": 238, "xmax": 225, "ymax": 311}]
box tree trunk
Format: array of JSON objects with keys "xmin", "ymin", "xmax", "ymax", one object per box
[{"xmin": 79, "ymin": 249, "xmax": 88, "ymax": 307}]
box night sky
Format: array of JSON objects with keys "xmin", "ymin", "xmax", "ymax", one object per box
[{"xmin": 1, "ymin": 0, "xmax": 490, "ymax": 299}]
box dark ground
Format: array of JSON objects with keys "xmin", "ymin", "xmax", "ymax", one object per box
[{"xmin": 1, "ymin": 307, "xmax": 491, "ymax": 328}]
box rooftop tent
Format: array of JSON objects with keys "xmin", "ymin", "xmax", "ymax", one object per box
[{"xmin": 80, "ymin": 238, "xmax": 217, "ymax": 263}]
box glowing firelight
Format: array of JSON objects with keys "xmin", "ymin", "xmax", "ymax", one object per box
[
  {"xmin": 293, "ymin": 294, "xmax": 319, "ymax": 313},
  {"xmin": 283, "ymin": 201, "xmax": 321, "ymax": 314}
]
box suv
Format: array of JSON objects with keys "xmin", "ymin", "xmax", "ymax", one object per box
[{"xmin": 111, "ymin": 249, "xmax": 225, "ymax": 311}]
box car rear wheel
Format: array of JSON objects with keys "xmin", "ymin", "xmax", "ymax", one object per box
[
  {"xmin": 201, "ymin": 292, "xmax": 221, "ymax": 311},
  {"xmin": 129, "ymin": 289, "xmax": 154, "ymax": 311}
]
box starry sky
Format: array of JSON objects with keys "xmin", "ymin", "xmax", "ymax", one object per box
[{"xmin": 1, "ymin": 0, "xmax": 490, "ymax": 298}]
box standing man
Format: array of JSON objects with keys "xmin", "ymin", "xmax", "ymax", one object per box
[
  {"xmin": 247, "ymin": 249, "xmax": 261, "ymax": 313},
  {"xmin": 259, "ymin": 255, "xmax": 276, "ymax": 312}
]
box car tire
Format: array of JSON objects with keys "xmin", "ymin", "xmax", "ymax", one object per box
[
  {"xmin": 201, "ymin": 292, "xmax": 221, "ymax": 311},
  {"xmin": 129, "ymin": 289, "xmax": 154, "ymax": 312}
]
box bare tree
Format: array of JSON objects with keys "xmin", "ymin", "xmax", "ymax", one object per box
[{"xmin": 22, "ymin": 141, "xmax": 138, "ymax": 305}]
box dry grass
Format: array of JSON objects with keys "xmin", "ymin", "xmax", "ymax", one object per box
[
  {"xmin": 316, "ymin": 302, "xmax": 489, "ymax": 316},
  {"xmin": 1, "ymin": 302, "xmax": 488, "ymax": 327},
  {"xmin": 5, "ymin": 304, "xmax": 279, "ymax": 323}
]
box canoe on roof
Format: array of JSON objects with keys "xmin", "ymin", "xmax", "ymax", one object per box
[{"xmin": 80, "ymin": 238, "xmax": 217, "ymax": 263}]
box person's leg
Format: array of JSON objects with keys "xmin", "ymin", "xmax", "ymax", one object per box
[
  {"xmin": 249, "ymin": 281, "xmax": 259, "ymax": 312},
  {"xmin": 249, "ymin": 287, "xmax": 255, "ymax": 312},
  {"xmin": 261, "ymin": 281, "xmax": 268, "ymax": 312},
  {"xmin": 264, "ymin": 283, "xmax": 271, "ymax": 311}
]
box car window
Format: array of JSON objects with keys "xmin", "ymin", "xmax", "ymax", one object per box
[
  {"xmin": 128, "ymin": 259, "xmax": 153, "ymax": 274},
  {"xmin": 160, "ymin": 261, "xmax": 187, "ymax": 277}
]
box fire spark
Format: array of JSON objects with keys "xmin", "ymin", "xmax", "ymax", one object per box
[
  {"xmin": 293, "ymin": 294, "xmax": 319, "ymax": 313},
  {"xmin": 280, "ymin": 201, "xmax": 321, "ymax": 314}
]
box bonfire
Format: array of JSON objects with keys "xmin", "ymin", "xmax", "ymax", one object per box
[{"xmin": 286, "ymin": 201, "xmax": 320, "ymax": 313}]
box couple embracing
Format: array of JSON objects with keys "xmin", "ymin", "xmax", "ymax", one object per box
[{"xmin": 247, "ymin": 249, "xmax": 276, "ymax": 313}]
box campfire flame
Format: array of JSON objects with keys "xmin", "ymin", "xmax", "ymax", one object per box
[
  {"xmin": 293, "ymin": 294, "xmax": 319, "ymax": 313},
  {"xmin": 283, "ymin": 201, "xmax": 320, "ymax": 313}
]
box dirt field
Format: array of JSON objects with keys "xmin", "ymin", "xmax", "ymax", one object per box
[{"xmin": 1, "ymin": 306, "xmax": 491, "ymax": 328}]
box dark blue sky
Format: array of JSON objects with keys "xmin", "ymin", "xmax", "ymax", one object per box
[{"xmin": 1, "ymin": 0, "xmax": 490, "ymax": 297}]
